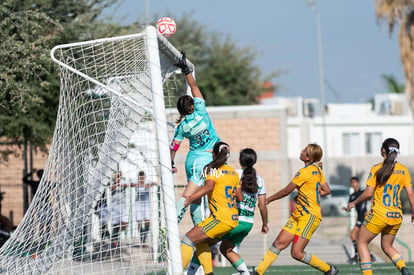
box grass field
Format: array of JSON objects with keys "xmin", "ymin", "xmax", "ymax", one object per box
[{"xmin": 209, "ymin": 262, "xmax": 414, "ymax": 275}]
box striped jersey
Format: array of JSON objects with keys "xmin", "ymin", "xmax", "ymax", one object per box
[
  {"xmin": 205, "ymin": 164, "xmax": 240, "ymax": 227},
  {"xmin": 291, "ymin": 164, "xmax": 326, "ymax": 220},
  {"xmin": 173, "ymin": 97, "xmax": 220, "ymax": 152},
  {"xmin": 366, "ymin": 162, "xmax": 411, "ymax": 224},
  {"xmin": 236, "ymin": 169, "xmax": 266, "ymax": 224}
]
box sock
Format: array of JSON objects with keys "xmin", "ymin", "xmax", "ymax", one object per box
[
  {"xmin": 190, "ymin": 203, "xmax": 203, "ymax": 225},
  {"xmin": 353, "ymin": 240, "xmax": 358, "ymax": 257},
  {"xmin": 177, "ymin": 197, "xmax": 188, "ymax": 223},
  {"xmin": 181, "ymin": 234, "xmax": 194, "ymax": 269},
  {"xmin": 301, "ymin": 252, "xmax": 330, "ymax": 272},
  {"xmin": 392, "ymin": 254, "xmax": 406, "ymax": 271},
  {"xmin": 186, "ymin": 257, "xmax": 200, "ymax": 275},
  {"xmin": 195, "ymin": 242, "xmax": 213, "ymax": 274},
  {"xmin": 360, "ymin": 261, "xmax": 372, "ymax": 275},
  {"xmin": 256, "ymin": 245, "xmax": 281, "ymax": 274},
  {"xmin": 232, "ymin": 258, "xmax": 249, "ymax": 274}
]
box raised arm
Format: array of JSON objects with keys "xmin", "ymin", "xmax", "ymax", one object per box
[
  {"xmin": 175, "ymin": 51, "xmax": 203, "ymax": 99},
  {"xmin": 346, "ymin": 186, "xmax": 374, "ymax": 212},
  {"xmin": 266, "ymin": 182, "xmax": 296, "ymax": 205}
]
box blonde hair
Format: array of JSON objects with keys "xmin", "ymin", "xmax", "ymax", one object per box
[{"xmin": 305, "ymin": 144, "xmax": 323, "ymax": 169}]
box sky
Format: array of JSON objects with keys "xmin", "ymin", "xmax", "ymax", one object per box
[{"xmin": 106, "ymin": 0, "xmax": 404, "ymax": 104}]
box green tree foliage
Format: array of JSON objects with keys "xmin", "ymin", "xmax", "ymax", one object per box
[
  {"xmin": 381, "ymin": 73, "xmax": 405, "ymax": 94},
  {"xmin": 166, "ymin": 15, "xmax": 279, "ymax": 106},
  {"xmin": 0, "ymin": 0, "xmax": 118, "ymax": 160}
]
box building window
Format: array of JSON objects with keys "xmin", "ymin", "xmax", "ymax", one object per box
[
  {"xmin": 365, "ymin": 133, "xmax": 382, "ymax": 154},
  {"xmin": 343, "ymin": 133, "xmax": 360, "ymax": 155}
]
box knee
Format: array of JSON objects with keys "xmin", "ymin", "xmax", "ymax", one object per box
[
  {"xmin": 290, "ymin": 249, "xmax": 304, "ymax": 261},
  {"xmin": 273, "ymin": 240, "xmax": 289, "ymax": 251}
]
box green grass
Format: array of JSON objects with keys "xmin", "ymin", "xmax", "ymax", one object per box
[{"xmin": 210, "ymin": 262, "xmax": 414, "ymax": 275}]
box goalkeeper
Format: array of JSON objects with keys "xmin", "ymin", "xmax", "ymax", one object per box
[{"xmin": 170, "ymin": 51, "xmax": 220, "ymax": 225}]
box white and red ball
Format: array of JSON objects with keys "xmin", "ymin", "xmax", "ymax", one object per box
[{"xmin": 156, "ymin": 17, "xmax": 176, "ymax": 37}]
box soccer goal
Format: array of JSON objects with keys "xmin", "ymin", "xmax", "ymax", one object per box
[{"xmin": 0, "ymin": 26, "xmax": 192, "ymax": 275}]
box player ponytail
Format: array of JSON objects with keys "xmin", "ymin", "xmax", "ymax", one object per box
[
  {"xmin": 306, "ymin": 143, "xmax": 323, "ymax": 170},
  {"xmin": 176, "ymin": 95, "xmax": 194, "ymax": 123},
  {"xmin": 239, "ymin": 148, "xmax": 258, "ymax": 194},
  {"xmin": 204, "ymin": 142, "xmax": 230, "ymax": 174},
  {"xmin": 376, "ymin": 138, "xmax": 399, "ymax": 186}
]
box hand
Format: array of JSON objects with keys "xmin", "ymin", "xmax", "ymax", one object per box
[
  {"xmin": 346, "ymin": 202, "xmax": 355, "ymax": 212},
  {"xmin": 172, "ymin": 161, "xmax": 177, "ymax": 174},
  {"xmin": 174, "ymin": 51, "xmax": 191, "ymax": 75},
  {"xmin": 184, "ymin": 195, "xmax": 191, "ymax": 207},
  {"xmin": 261, "ymin": 224, "xmax": 269, "ymax": 234}
]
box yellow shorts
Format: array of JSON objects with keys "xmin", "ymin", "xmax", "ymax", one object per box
[
  {"xmin": 283, "ymin": 214, "xmax": 321, "ymax": 240},
  {"xmin": 363, "ymin": 211, "xmax": 401, "ymax": 235},
  {"xmin": 198, "ymin": 215, "xmax": 235, "ymax": 239}
]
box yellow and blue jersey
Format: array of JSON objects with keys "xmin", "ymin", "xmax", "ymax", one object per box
[
  {"xmin": 291, "ymin": 164, "xmax": 326, "ymax": 220},
  {"xmin": 173, "ymin": 97, "xmax": 220, "ymax": 152},
  {"xmin": 366, "ymin": 162, "xmax": 411, "ymax": 224},
  {"xmin": 205, "ymin": 164, "xmax": 240, "ymax": 228}
]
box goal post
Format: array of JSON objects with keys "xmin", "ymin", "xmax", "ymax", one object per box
[{"xmin": 0, "ymin": 25, "xmax": 192, "ymax": 275}]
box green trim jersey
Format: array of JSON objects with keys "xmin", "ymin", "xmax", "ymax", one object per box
[
  {"xmin": 236, "ymin": 169, "xmax": 266, "ymax": 224},
  {"xmin": 173, "ymin": 97, "xmax": 220, "ymax": 152}
]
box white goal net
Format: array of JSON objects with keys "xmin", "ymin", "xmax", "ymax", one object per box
[{"xmin": 0, "ymin": 26, "xmax": 192, "ymax": 275}]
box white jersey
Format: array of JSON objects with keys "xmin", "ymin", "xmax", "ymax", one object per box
[
  {"xmin": 236, "ymin": 168, "xmax": 266, "ymax": 224},
  {"xmin": 135, "ymin": 178, "xmax": 152, "ymax": 202}
]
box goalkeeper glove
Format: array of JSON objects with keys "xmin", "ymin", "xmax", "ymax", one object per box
[
  {"xmin": 174, "ymin": 51, "xmax": 191, "ymax": 76},
  {"xmin": 172, "ymin": 161, "xmax": 177, "ymax": 174}
]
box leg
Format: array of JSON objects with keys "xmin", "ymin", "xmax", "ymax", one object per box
[
  {"xmin": 142, "ymin": 219, "xmax": 150, "ymax": 246},
  {"xmin": 177, "ymin": 180, "xmax": 201, "ymax": 223},
  {"xmin": 181, "ymin": 225, "xmax": 210, "ymax": 269},
  {"xmin": 357, "ymin": 225, "xmax": 377, "ymax": 275},
  {"xmin": 255, "ymin": 229, "xmax": 293, "ymax": 274},
  {"xmin": 220, "ymin": 240, "xmax": 250, "ymax": 275},
  {"xmin": 350, "ymin": 225, "xmax": 360, "ymax": 260},
  {"xmin": 381, "ymin": 232, "xmax": 408, "ymax": 273},
  {"xmin": 291, "ymin": 236, "xmax": 331, "ymax": 273}
]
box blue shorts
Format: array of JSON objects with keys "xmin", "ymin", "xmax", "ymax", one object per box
[{"xmin": 185, "ymin": 151, "xmax": 213, "ymax": 186}]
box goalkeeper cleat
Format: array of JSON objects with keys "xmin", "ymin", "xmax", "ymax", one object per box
[
  {"xmin": 402, "ymin": 267, "xmax": 412, "ymax": 275},
  {"xmin": 324, "ymin": 265, "xmax": 339, "ymax": 275}
]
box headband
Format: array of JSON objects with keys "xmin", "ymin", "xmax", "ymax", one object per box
[{"xmin": 219, "ymin": 144, "xmax": 230, "ymax": 160}]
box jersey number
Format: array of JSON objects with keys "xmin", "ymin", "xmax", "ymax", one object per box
[
  {"xmin": 195, "ymin": 129, "xmax": 210, "ymax": 147},
  {"xmin": 225, "ymin": 186, "xmax": 237, "ymax": 208},
  {"xmin": 382, "ymin": 183, "xmax": 400, "ymax": 207},
  {"xmin": 242, "ymin": 195, "xmax": 256, "ymax": 208}
]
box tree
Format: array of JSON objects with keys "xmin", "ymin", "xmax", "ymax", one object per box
[
  {"xmin": 375, "ymin": 0, "xmax": 414, "ymax": 111},
  {"xmin": 381, "ymin": 73, "xmax": 405, "ymax": 93},
  {"xmin": 166, "ymin": 15, "xmax": 280, "ymax": 106},
  {"xmin": 0, "ymin": 0, "xmax": 119, "ymax": 161}
]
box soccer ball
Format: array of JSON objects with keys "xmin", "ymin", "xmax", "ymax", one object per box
[{"xmin": 156, "ymin": 17, "xmax": 176, "ymax": 37}]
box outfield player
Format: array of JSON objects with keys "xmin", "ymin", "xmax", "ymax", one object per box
[
  {"xmin": 180, "ymin": 142, "xmax": 243, "ymax": 275},
  {"xmin": 130, "ymin": 171, "xmax": 156, "ymax": 247},
  {"xmin": 346, "ymin": 138, "xmax": 414, "ymax": 275},
  {"xmin": 252, "ymin": 144, "xmax": 338, "ymax": 275},
  {"xmin": 344, "ymin": 176, "xmax": 375, "ymax": 264},
  {"xmin": 187, "ymin": 148, "xmax": 269, "ymax": 275},
  {"xmin": 171, "ymin": 51, "xmax": 220, "ymax": 225}
]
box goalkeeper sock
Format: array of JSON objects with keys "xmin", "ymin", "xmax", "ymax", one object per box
[
  {"xmin": 301, "ymin": 252, "xmax": 330, "ymax": 272},
  {"xmin": 186, "ymin": 257, "xmax": 200, "ymax": 275},
  {"xmin": 392, "ymin": 254, "xmax": 406, "ymax": 271},
  {"xmin": 190, "ymin": 203, "xmax": 202, "ymax": 225},
  {"xmin": 181, "ymin": 234, "xmax": 194, "ymax": 269},
  {"xmin": 232, "ymin": 258, "xmax": 250, "ymax": 275},
  {"xmin": 256, "ymin": 245, "xmax": 281, "ymax": 274},
  {"xmin": 177, "ymin": 197, "xmax": 188, "ymax": 224}
]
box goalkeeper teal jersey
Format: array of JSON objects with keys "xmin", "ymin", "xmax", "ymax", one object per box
[{"xmin": 173, "ymin": 97, "xmax": 220, "ymax": 152}]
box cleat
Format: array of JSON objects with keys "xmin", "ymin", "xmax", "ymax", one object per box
[
  {"xmin": 402, "ymin": 267, "xmax": 412, "ymax": 275},
  {"xmin": 347, "ymin": 256, "xmax": 358, "ymax": 264},
  {"xmin": 250, "ymin": 266, "xmax": 259, "ymax": 275},
  {"xmin": 324, "ymin": 265, "xmax": 339, "ymax": 275},
  {"xmin": 370, "ymin": 253, "xmax": 376, "ymax": 263}
]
